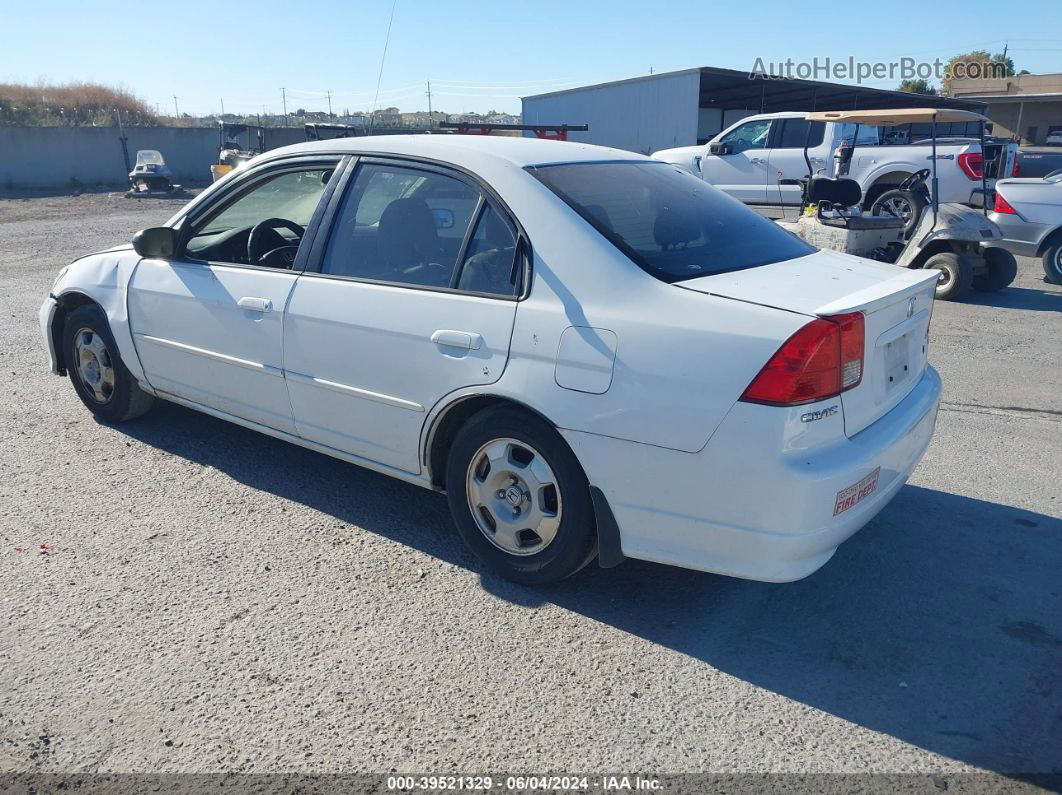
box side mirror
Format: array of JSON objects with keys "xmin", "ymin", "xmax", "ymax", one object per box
[
  {"xmin": 431, "ymin": 208, "xmax": 455, "ymax": 230},
  {"xmin": 132, "ymin": 226, "xmax": 177, "ymax": 258},
  {"xmin": 708, "ymin": 142, "xmax": 731, "ymax": 156}
]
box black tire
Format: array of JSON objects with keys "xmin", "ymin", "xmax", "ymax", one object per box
[
  {"xmin": 871, "ymin": 188, "xmax": 926, "ymax": 238},
  {"xmin": 62, "ymin": 304, "xmax": 155, "ymax": 422},
  {"xmin": 1043, "ymin": 239, "xmax": 1062, "ymax": 285},
  {"xmin": 972, "ymin": 247, "xmax": 1018, "ymax": 292},
  {"xmin": 923, "ymin": 252, "xmax": 973, "ymax": 301},
  {"xmin": 445, "ymin": 405, "xmax": 596, "ymax": 585}
]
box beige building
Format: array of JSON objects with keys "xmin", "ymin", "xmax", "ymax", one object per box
[{"xmin": 945, "ymin": 73, "xmax": 1062, "ymax": 146}]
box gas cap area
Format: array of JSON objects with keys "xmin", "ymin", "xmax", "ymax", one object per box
[{"xmin": 554, "ymin": 325, "xmax": 618, "ymax": 394}]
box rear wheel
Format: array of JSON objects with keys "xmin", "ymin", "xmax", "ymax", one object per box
[
  {"xmin": 445, "ymin": 406, "xmax": 596, "ymax": 585},
  {"xmin": 1043, "ymin": 240, "xmax": 1062, "ymax": 285},
  {"xmin": 871, "ymin": 189, "xmax": 926, "ymax": 237},
  {"xmin": 924, "ymin": 252, "xmax": 973, "ymax": 301},
  {"xmin": 972, "ymin": 247, "xmax": 1018, "ymax": 292},
  {"xmin": 63, "ymin": 305, "xmax": 154, "ymax": 422}
]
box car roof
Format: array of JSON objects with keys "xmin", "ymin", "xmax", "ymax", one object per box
[{"xmin": 259, "ymin": 134, "xmax": 648, "ymax": 170}]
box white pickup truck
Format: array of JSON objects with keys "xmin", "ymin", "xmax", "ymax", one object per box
[{"xmin": 652, "ymin": 111, "xmax": 1017, "ymax": 210}]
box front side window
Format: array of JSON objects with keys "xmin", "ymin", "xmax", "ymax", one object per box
[
  {"xmin": 323, "ymin": 163, "xmax": 517, "ymax": 295},
  {"xmin": 529, "ymin": 161, "xmax": 814, "ymax": 283},
  {"xmin": 185, "ymin": 167, "xmax": 333, "ymax": 268},
  {"xmin": 719, "ymin": 119, "xmax": 772, "ymax": 153}
]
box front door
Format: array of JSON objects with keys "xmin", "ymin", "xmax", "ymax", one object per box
[
  {"xmin": 128, "ymin": 161, "xmax": 338, "ymax": 434},
  {"xmin": 700, "ymin": 118, "xmax": 773, "ymax": 203},
  {"xmin": 283, "ymin": 159, "xmax": 521, "ymax": 474}
]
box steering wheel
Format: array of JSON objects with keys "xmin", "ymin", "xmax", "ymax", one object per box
[
  {"xmin": 247, "ymin": 218, "xmax": 305, "ymax": 268},
  {"xmin": 898, "ymin": 169, "xmax": 931, "ymax": 191}
]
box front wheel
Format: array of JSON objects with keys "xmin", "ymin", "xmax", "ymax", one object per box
[
  {"xmin": 1043, "ymin": 240, "xmax": 1062, "ymax": 285},
  {"xmin": 63, "ymin": 304, "xmax": 155, "ymax": 422},
  {"xmin": 972, "ymin": 248, "xmax": 1018, "ymax": 292},
  {"xmin": 923, "ymin": 252, "xmax": 973, "ymax": 301},
  {"xmin": 445, "ymin": 406, "xmax": 596, "ymax": 584}
]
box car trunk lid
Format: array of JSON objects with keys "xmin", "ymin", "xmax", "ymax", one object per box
[{"xmin": 679, "ymin": 250, "xmax": 938, "ymax": 436}]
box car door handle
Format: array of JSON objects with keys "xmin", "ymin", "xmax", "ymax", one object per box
[
  {"xmin": 749, "ymin": 157, "xmax": 767, "ymax": 165},
  {"xmin": 431, "ymin": 329, "xmax": 483, "ymax": 350},
  {"xmin": 237, "ymin": 296, "xmax": 273, "ymax": 313}
]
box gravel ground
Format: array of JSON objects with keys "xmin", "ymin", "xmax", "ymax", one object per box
[{"xmin": 0, "ymin": 192, "xmax": 1060, "ymax": 782}]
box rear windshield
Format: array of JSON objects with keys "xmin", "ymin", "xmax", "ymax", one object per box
[{"xmin": 529, "ymin": 161, "xmax": 814, "ymax": 282}]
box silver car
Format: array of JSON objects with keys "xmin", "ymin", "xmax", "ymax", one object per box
[{"xmin": 989, "ymin": 170, "xmax": 1062, "ymax": 283}]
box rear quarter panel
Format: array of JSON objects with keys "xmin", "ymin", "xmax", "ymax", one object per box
[{"xmin": 438, "ymin": 177, "xmax": 809, "ymax": 453}]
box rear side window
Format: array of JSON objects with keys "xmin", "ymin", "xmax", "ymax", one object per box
[
  {"xmin": 323, "ymin": 163, "xmax": 481, "ymax": 288},
  {"xmin": 776, "ymin": 119, "xmax": 825, "ymax": 149},
  {"xmin": 529, "ymin": 161, "xmax": 814, "ymax": 282}
]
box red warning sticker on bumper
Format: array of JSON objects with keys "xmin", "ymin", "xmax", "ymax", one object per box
[{"xmin": 834, "ymin": 467, "xmax": 881, "ymax": 516}]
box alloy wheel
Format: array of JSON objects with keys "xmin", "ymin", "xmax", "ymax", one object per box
[
  {"xmin": 74, "ymin": 328, "xmax": 116, "ymax": 403},
  {"xmin": 880, "ymin": 195, "xmax": 913, "ymax": 220},
  {"xmin": 465, "ymin": 438, "xmax": 562, "ymax": 556}
]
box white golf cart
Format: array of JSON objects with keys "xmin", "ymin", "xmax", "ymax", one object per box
[{"xmin": 778, "ymin": 108, "xmax": 1017, "ymax": 300}]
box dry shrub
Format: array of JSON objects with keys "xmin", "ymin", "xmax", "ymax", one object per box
[{"xmin": 0, "ymin": 82, "xmax": 158, "ymax": 126}]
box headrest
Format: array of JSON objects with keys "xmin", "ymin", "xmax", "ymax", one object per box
[
  {"xmin": 378, "ymin": 198, "xmax": 437, "ymax": 266},
  {"xmin": 807, "ymin": 177, "xmax": 862, "ymax": 208},
  {"xmin": 653, "ymin": 206, "xmax": 700, "ymax": 249}
]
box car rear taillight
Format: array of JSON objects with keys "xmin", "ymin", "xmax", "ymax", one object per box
[
  {"xmin": 1012, "ymin": 158, "xmax": 1020, "ymax": 177},
  {"xmin": 994, "ymin": 192, "xmax": 1018, "ymax": 215},
  {"xmin": 740, "ymin": 312, "xmax": 865, "ymax": 407},
  {"xmin": 958, "ymin": 152, "xmax": 984, "ymax": 180}
]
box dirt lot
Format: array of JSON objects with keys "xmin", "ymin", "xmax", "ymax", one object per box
[{"xmin": 1, "ymin": 192, "xmax": 1060, "ymax": 783}]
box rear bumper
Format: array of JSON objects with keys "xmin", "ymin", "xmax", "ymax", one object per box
[
  {"xmin": 565, "ymin": 366, "xmax": 941, "ymax": 582},
  {"xmin": 987, "ymin": 211, "xmax": 1050, "ymax": 257}
]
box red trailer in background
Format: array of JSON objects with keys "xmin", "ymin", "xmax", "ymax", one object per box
[{"xmin": 437, "ymin": 122, "xmax": 589, "ymax": 141}]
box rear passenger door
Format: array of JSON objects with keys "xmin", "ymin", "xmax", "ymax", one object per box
[
  {"xmin": 765, "ymin": 118, "xmax": 826, "ymax": 205},
  {"xmin": 283, "ymin": 158, "xmax": 523, "ymax": 474}
]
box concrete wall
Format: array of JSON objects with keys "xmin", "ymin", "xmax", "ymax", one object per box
[
  {"xmin": 522, "ymin": 70, "xmax": 701, "ymax": 155},
  {"xmin": 0, "ymin": 126, "xmax": 308, "ymax": 188}
]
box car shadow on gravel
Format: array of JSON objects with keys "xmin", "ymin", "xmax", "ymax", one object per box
[
  {"xmin": 960, "ymin": 284, "xmax": 1061, "ymax": 312},
  {"xmin": 117, "ymin": 401, "xmax": 1062, "ymax": 778}
]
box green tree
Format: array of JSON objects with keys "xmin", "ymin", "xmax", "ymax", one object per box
[
  {"xmin": 991, "ymin": 52, "xmax": 1016, "ymax": 77},
  {"xmin": 897, "ymin": 78, "xmax": 937, "ymax": 95},
  {"xmin": 944, "ymin": 49, "xmax": 1018, "ymax": 85}
]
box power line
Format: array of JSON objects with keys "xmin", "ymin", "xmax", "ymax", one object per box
[{"xmin": 369, "ymin": 0, "xmax": 399, "ymax": 134}]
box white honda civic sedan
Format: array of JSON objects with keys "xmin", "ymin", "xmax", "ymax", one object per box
[{"xmin": 40, "ymin": 135, "xmax": 941, "ymax": 584}]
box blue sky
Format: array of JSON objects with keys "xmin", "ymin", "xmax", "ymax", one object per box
[{"xmin": 3, "ymin": 0, "xmax": 1060, "ymax": 116}]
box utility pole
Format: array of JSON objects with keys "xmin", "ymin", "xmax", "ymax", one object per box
[
  {"xmin": 326, "ymin": 90, "xmax": 333, "ymax": 118},
  {"xmin": 173, "ymin": 95, "xmax": 179, "ymax": 117},
  {"xmin": 115, "ymin": 108, "xmax": 130, "ymax": 175},
  {"xmin": 220, "ymin": 98, "xmax": 225, "ymax": 118},
  {"xmin": 281, "ymin": 87, "xmax": 288, "ymax": 127},
  {"xmin": 426, "ymin": 79, "xmax": 433, "ymax": 127}
]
